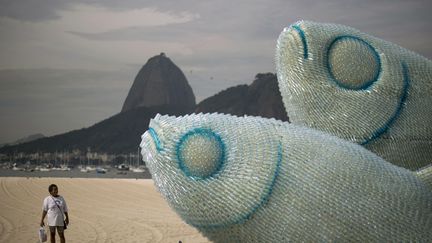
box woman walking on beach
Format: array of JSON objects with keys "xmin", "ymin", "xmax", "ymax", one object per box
[{"xmin": 40, "ymin": 184, "xmax": 69, "ymax": 243}]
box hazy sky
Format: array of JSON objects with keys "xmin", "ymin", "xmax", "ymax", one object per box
[{"xmin": 0, "ymin": 0, "xmax": 431, "ymax": 144}]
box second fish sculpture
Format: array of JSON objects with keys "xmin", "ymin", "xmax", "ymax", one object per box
[{"xmin": 275, "ymin": 21, "xmax": 432, "ymax": 170}]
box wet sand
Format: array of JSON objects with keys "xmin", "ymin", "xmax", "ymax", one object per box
[{"xmin": 0, "ymin": 177, "xmax": 210, "ymax": 243}]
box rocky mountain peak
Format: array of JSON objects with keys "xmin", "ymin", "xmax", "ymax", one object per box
[
  {"xmin": 121, "ymin": 53, "xmax": 196, "ymax": 113},
  {"xmin": 195, "ymin": 73, "xmax": 289, "ymax": 122}
]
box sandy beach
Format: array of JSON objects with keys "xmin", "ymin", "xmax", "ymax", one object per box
[{"xmin": 0, "ymin": 177, "xmax": 210, "ymax": 243}]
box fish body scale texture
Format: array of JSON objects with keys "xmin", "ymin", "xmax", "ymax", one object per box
[
  {"xmin": 141, "ymin": 113, "xmax": 432, "ymax": 242},
  {"xmin": 276, "ymin": 21, "xmax": 432, "ymax": 170}
]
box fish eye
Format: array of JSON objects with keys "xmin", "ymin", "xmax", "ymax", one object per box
[
  {"xmin": 327, "ymin": 36, "xmax": 381, "ymax": 90},
  {"xmin": 176, "ymin": 128, "xmax": 225, "ymax": 180}
]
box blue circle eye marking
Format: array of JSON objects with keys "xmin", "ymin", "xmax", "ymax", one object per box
[
  {"xmin": 360, "ymin": 62, "xmax": 410, "ymax": 145},
  {"xmin": 148, "ymin": 127, "xmax": 163, "ymax": 151},
  {"xmin": 326, "ymin": 35, "xmax": 381, "ymax": 90},
  {"xmin": 176, "ymin": 128, "xmax": 226, "ymax": 180}
]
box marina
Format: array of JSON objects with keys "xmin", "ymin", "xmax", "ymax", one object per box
[{"xmin": 0, "ymin": 166, "xmax": 151, "ymax": 179}]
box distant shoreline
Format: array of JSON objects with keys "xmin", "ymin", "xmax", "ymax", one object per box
[{"xmin": 0, "ymin": 168, "xmax": 151, "ymax": 179}]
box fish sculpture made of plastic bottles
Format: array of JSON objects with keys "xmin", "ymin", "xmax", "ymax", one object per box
[{"xmin": 140, "ymin": 21, "xmax": 432, "ymax": 242}]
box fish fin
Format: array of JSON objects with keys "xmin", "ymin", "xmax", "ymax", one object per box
[{"xmin": 416, "ymin": 164, "xmax": 432, "ymax": 190}]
